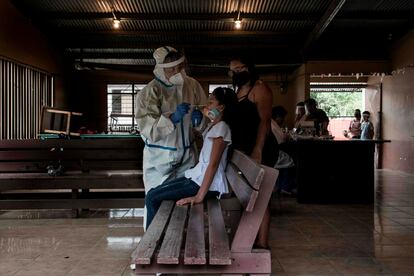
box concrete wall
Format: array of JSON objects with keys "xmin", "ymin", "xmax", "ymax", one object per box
[
  {"xmin": 367, "ymin": 30, "xmax": 414, "ymax": 173},
  {"xmin": 0, "ymin": 0, "xmax": 66, "ymax": 107}
]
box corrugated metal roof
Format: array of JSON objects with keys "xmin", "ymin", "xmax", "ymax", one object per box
[
  {"xmin": 12, "ymin": 0, "xmax": 414, "ymax": 66},
  {"xmin": 53, "ymin": 18, "xmax": 314, "ymax": 32},
  {"xmin": 81, "ymin": 58, "xmax": 154, "ymax": 65},
  {"xmin": 18, "ymin": 0, "xmax": 331, "ymax": 14},
  {"xmin": 342, "ymin": 0, "xmax": 414, "ymax": 11}
]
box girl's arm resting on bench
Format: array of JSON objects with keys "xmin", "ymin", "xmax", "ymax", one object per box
[{"xmin": 176, "ymin": 136, "xmax": 226, "ymax": 206}]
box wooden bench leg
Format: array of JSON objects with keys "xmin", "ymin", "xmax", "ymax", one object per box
[
  {"xmin": 81, "ymin": 188, "xmax": 90, "ymax": 213},
  {"xmin": 71, "ymin": 189, "xmax": 79, "ymax": 218}
]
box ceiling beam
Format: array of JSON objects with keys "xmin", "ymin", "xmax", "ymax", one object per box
[
  {"xmin": 36, "ymin": 12, "xmax": 321, "ymax": 21},
  {"xmin": 302, "ymin": 0, "xmax": 347, "ymax": 54},
  {"xmin": 34, "ymin": 11, "xmax": 414, "ymax": 22},
  {"xmin": 57, "ymin": 30, "xmax": 302, "ymax": 38},
  {"xmin": 61, "ymin": 40, "xmax": 296, "ymax": 49}
]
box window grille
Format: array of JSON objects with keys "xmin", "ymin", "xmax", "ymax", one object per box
[{"xmin": 0, "ymin": 56, "xmax": 54, "ymax": 139}]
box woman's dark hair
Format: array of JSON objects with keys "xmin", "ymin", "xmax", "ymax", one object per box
[
  {"xmin": 272, "ymin": 106, "xmax": 287, "ymax": 119},
  {"xmin": 212, "ymin": 87, "xmax": 238, "ymax": 129},
  {"xmin": 231, "ymin": 57, "xmax": 260, "ymax": 87},
  {"xmin": 296, "ymin": 101, "xmax": 305, "ymax": 107}
]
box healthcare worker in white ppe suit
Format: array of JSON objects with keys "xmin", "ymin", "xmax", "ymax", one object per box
[{"xmin": 135, "ymin": 46, "xmax": 207, "ymax": 224}]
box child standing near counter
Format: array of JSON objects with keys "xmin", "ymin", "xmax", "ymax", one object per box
[{"xmin": 361, "ymin": 111, "xmax": 374, "ymax": 140}]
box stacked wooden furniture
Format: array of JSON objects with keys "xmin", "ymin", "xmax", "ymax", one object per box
[
  {"xmin": 40, "ymin": 106, "xmax": 83, "ymax": 136},
  {"xmin": 0, "ymin": 139, "xmax": 144, "ymax": 214},
  {"xmin": 131, "ymin": 150, "xmax": 279, "ymax": 275}
]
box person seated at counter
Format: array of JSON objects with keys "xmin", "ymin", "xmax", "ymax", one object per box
[
  {"xmin": 304, "ymin": 98, "xmax": 329, "ymax": 136},
  {"xmin": 271, "ymin": 106, "xmax": 296, "ymax": 195},
  {"xmin": 271, "ymin": 106, "xmax": 289, "ymax": 144},
  {"xmin": 294, "ymin": 101, "xmax": 306, "ymax": 129},
  {"xmin": 344, "ymin": 109, "xmax": 362, "ymax": 139},
  {"xmin": 361, "ymin": 111, "xmax": 374, "ymax": 140}
]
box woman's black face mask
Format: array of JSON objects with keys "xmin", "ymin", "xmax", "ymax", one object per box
[{"xmin": 232, "ymin": 71, "xmax": 250, "ymax": 87}]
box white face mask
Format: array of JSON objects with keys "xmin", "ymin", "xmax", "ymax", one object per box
[
  {"xmin": 305, "ymin": 105, "xmax": 310, "ymax": 115},
  {"xmin": 169, "ymin": 70, "xmax": 186, "ymax": 86}
]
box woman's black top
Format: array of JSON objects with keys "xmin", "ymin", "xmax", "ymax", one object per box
[{"xmin": 232, "ymin": 87, "xmax": 278, "ymax": 167}]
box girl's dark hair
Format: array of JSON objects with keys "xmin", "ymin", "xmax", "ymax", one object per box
[
  {"xmin": 212, "ymin": 87, "xmax": 238, "ymax": 129},
  {"xmin": 231, "ymin": 57, "xmax": 260, "ymax": 86},
  {"xmin": 212, "ymin": 87, "xmax": 238, "ymax": 163}
]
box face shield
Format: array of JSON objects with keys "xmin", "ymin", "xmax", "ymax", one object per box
[{"xmin": 153, "ymin": 46, "xmax": 186, "ymax": 86}]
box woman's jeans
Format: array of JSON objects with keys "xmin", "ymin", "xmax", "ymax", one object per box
[{"xmin": 145, "ymin": 177, "xmax": 219, "ymax": 229}]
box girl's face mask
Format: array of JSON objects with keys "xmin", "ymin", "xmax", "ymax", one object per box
[
  {"xmin": 203, "ymin": 94, "xmax": 223, "ymax": 122},
  {"xmin": 206, "ymin": 107, "xmax": 221, "ymax": 121}
]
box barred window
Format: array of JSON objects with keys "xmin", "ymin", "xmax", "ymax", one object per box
[
  {"xmin": 107, "ymin": 84, "xmax": 145, "ymax": 133},
  {"xmin": 0, "ymin": 56, "xmax": 54, "ymax": 140}
]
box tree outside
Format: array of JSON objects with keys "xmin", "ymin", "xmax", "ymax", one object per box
[{"xmin": 310, "ymin": 90, "xmax": 363, "ymax": 117}]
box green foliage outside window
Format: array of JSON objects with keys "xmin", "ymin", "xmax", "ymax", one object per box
[{"xmin": 310, "ymin": 91, "xmax": 363, "ymax": 117}]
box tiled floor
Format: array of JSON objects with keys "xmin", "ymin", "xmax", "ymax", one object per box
[{"xmin": 1, "ymin": 169, "xmax": 414, "ymax": 275}]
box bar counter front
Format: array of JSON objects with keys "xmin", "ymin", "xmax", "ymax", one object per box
[{"xmin": 285, "ymin": 139, "xmax": 389, "ymax": 204}]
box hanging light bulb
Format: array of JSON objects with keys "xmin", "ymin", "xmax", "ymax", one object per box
[
  {"xmin": 113, "ymin": 18, "xmax": 120, "ymax": 29},
  {"xmin": 234, "ymin": 10, "xmax": 242, "ymax": 30},
  {"xmin": 234, "ymin": 19, "xmax": 242, "ymax": 29},
  {"xmin": 111, "ymin": 7, "xmax": 120, "ymax": 29}
]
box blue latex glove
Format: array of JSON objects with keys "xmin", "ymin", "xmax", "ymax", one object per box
[
  {"xmin": 191, "ymin": 109, "xmax": 203, "ymax": 127},
  {"xmin": 171, "ymin": 103, "xmax": 190, "ymax": 124}
]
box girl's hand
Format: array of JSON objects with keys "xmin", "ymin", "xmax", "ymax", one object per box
[{"xmin": 176, "ymin": 196, "xmax": 203, "ymax": 206}]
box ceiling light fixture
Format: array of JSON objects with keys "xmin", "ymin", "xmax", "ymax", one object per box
[
  {"xmin": 113, "ymin": 18, "xmax": 120, "ymax": 29},
  {"xmin": 234, "ymin": 0, "xmax": 242, "ymax": 30},
  {"xmin": 111, "ymin": 8, "xmax": 120, "ymax": 29},
  {"xmin": 234, "ymin": 18, "xmax": 242, "ymax": 29}
]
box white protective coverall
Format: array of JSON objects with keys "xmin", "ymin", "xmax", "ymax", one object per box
[{"xmin": 135, "ymin": 46, "xmax": 207, "ymax": 194}]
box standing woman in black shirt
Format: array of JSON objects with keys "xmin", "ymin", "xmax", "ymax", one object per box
[{"xmin": 229, "ymin": 58, "xmax": 278, "ymax": 249}]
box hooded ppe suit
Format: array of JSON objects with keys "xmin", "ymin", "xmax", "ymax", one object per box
[{"xmin": 135, "ymin": 46, "xmax": 207, "ymax": 194}]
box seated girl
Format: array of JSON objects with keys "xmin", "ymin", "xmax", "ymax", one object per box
[{"xmin": 145, "ymin": 87, "xmax": 237, "ymax": 228}]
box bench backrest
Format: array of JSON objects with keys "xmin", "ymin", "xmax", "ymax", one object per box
[
  {"xmin": 225, "ymin": 150, "xmax": 265, "ymax": 212},
  {"xmin": 0, "ymin": 139, "xmax": 144, "ymax": 173},
  {"xmin": 226, "ymin": 150, "xmax": 279, "ymax": 252}
]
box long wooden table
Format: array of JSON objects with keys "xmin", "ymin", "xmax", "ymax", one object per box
[{"xmin": 283, "ymin": 139, "xmax": 389, "ymax": 204}]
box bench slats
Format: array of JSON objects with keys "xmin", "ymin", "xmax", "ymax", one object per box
[
  {"xmin": 132, "ymin": 201, "xmax": 175, "ymax": 265},
  {"xmin": 226, "ymin": 163, "xmax": 259, "ymax": 212},
  {"xmin": 230, "ymin": 150, "xmax": 265, "ymax": 190},
  {"xmin": 184, "ymin": 203, "xmax": 206, "ymax": 265},
  {"xmin": 0, "ymin": 161, "xmax": 142, "ymax": 173},
  {"xmin": 208, "ymin": 198, "xmax": 231, "ymax": 265},
  {"xmin": 157, "ymin": 205, "xmax": 188, "ymax": 264},
  {"xmin": 0, "ymin": 139, "xmax": 144, "ymax": 149},
  {"xmin": 0, "ymin": 149, "xmax": 139, "ymax": 161}
]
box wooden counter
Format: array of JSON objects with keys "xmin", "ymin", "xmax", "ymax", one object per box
[{"xmin": 284, "ymin": 139, "xmax": 390, "ymax": 204}]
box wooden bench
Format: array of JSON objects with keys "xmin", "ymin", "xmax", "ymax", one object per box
[
  {"xmin": 0, "ymin": 138, "xmax": 145, "ymax": 213},
  {"xmin": 131, "ymin": 150, "xmax": 279, "ymax": 275}
]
